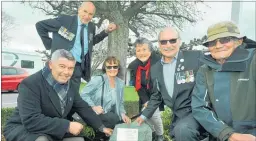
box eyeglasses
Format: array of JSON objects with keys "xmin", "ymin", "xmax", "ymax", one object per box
[
  {"xmin": 159, "ymin": 38, "xmax": 178, "ymax": 45},
  {"xmin": 206, "ymin": 37, "xmax": 236, "ymax": 47},
  {"xmin": 105, "ymin": 66, "xmax": 119, "ymax": 69}
]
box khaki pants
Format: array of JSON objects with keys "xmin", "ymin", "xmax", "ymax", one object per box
[{"xmin": 146, "ymin": 108, "xmax": 164, "ymax": 135}]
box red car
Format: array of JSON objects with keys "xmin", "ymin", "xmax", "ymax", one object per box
[{"xmin": 1, "ymin": 66, "xmax": 29, "ymax": 92}]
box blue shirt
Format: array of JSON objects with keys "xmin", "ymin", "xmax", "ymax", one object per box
[
  {"xmin": 104, "ymin": 87, "xmax": 117, "ymax": 113},
  {"xmin": 161, "ymin": 55, "xmax": 177, "ymax": 98},
  {"xmin": 70, "ymin": 16, "xmax": 89, "ymax": 63}
]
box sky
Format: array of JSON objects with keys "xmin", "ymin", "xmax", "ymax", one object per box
[{"xmin": 1, "ymin": 1, "xmax": 256, "ymax": 52}]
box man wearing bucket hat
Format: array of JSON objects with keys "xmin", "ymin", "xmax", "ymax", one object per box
[{"xmin": 192, "ymin": 21, "xmax": 256, "ymax": 141}]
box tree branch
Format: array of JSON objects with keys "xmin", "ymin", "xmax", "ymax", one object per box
[
  {"xmin": 141, "ymin": 12, "xmax": 196, "ymax": 22},
  {"xmin": 128, "ymin": 24, "xmax": 140, "ymax": 37},
  {"xmin": 124, "ymin": 1, "xmax": 149, "ymax": 18}
]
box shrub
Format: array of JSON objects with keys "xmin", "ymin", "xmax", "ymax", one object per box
[
  {"xmin": 161, "ymin": 107, "xmax": 173, "ymax": 141},
  {"xmin": 1, "ymin": 103, "xmax": 173, "ymax": 141}
]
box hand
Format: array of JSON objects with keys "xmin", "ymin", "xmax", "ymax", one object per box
[
  {"xmin": 68, "ymin": 122, "xmax": 83, "ymax": 135},
  {"xmin": 135, "ymin": 116, "xmax": 145, "ymax": 126},
  {"xmin": 103, "ymin": 128, "xmax": 113, "ymax": 136},
  {"xmin": 122, "ymin": 114, "xmax": 131, "ymax": 124},
  {"xmin": 229, "ymin": 133, "xmax": 256, "ymax": 141},
  {"xmin": 143, "ymin": 102, "xmax": 148, "ymax": 108},
  {"xmin": 105, "ymin": 23, "xmax": 117, "ymax": 33},
  {"xmin": 92, "ymin": 106, "xmax": 104, "ymax": 115}
]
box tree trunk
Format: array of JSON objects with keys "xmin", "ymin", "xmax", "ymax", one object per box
[{"xmin": 107, "ymin": 12, "xmax": 129, "ymax": 81}]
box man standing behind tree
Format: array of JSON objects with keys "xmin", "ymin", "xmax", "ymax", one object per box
[{"xmin": 36, "ymin": 1, "xmax": 117, "ymax": 90}]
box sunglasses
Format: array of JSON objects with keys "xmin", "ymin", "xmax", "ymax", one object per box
[
  {"xmin": 206, "ymin": 37, "xmax": 236, "ymax": 47},
  {"xmin": 159, "ymin": 38, "xmax": 178, "ymax": 45},
  {"xmin": 105, "ymin": 66, "xmax": 119, "ymax": 69}
]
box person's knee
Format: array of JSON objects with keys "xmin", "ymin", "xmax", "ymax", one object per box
[
  {"xmin": 35, "ymin": 136, "xmax": 49, "ymax": 141},
  {"xmin": 173, "ymin": 123, "xmax": 197, "ymax": 138}
]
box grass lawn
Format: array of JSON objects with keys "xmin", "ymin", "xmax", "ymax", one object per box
[{"xmin": 79, "ymin": 83, "xmax": 139, "ymax": 101}]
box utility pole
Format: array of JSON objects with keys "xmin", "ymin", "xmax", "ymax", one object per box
[{"xmin": 231, "ymin": 1, "xmax": 240, "ymax": 25}]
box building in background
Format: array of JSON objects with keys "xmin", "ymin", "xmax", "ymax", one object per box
[{"xmin": 2, "ymin": 48, "xmax": 45, "ymax": 75}]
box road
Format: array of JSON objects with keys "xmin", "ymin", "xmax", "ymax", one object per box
[{"xmin": 1, "ymin": 92, "xmax": 18, "ymax": 108}]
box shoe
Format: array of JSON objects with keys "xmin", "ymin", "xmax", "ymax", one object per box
[
  {"xmin": 152, "ymin": 132, "xmax": 156, "ymax": 141},
  {"xmin": 155, "ymin": 135, "xmax": 164, "ymax": 141}
]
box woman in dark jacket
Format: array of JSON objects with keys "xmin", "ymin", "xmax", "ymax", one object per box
[{"xmin": 128, "ymin": 37, "xmax": 164, "ymax": 141}]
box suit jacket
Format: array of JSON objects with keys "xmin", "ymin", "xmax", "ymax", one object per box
[
  {"xmin": 36, "ymin": 15, "xmax": 108, "ymax": 81},
  {"xmin": 3, "ymin": 70, "xmax": 104, "ymax": 141},
  {"xmin": 142, "ymin": 50, "xmax": 203, "ymax": 124},
  {"xmin": 81, "ymin": 74, "xmax": 126, "ymax": 120}
]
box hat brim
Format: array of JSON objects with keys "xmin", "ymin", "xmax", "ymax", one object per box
[{"xmin": 203, "ymin": 32, "xmax": 245, "ymax": 46}]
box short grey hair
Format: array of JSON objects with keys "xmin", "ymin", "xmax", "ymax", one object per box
[
  {"xmin": 51, "ymin": 49, "xmax": 75, "ymax": 61},
  {"xmin": 134, "ymin": 37, "xmax": 154, "ymax": 52},
  {"xmin": 158, "ymin": 27, "xmax": 181, "ymax": 40}
]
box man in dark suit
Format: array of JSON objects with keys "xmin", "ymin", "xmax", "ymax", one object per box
[
  {"xmin": 36, "ymin": 1, "xmax": 117, "ymax": 90},
  {"xmin": 3, "ymin": 49, "xmax": 113, "ymax": 141},
  {"xmin": 135, "ymin": 27, "xmax": 206, "ymax": 141}
]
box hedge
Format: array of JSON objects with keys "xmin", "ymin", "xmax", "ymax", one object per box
[{"xmin": 1, "ymin": 102, "xmax": 172, "ymax": 141}]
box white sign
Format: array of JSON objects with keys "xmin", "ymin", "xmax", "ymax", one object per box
[{"xmin": 116, "ymin": 128, "xmax": 138, "ymax": 141}]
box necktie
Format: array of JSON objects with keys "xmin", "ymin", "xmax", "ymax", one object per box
[
  {"xmin": 80, "ymin": 24, "xmax": 85, "ymax": 71},
  {"xmin": 80, "ymin": 24, "xmax": 91, "ymax": 81}
]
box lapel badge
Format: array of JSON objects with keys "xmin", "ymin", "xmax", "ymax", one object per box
[
  {"xmin": 180, "ymin": 59, "xmax": 184, "ymax": 62},
  {"xmin": 89, "ymin": 33, "xmax": 93, "ymax": 43}
]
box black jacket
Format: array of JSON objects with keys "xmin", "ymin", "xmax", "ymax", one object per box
[
  {"xmin": 3, "ymin": 71, "xmax": 104, "ymax": 141},
  {"xmin": 142, "ymin": 50, "xmax": 203, "ymax": 124},
  {"xmin": 36, "ymin": 15, "xmax": 108, "ymax": 81}
]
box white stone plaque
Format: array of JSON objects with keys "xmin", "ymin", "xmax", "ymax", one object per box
[{"xmin": 116, "ymin": 128, "xmax": 138, "ymax": 141}]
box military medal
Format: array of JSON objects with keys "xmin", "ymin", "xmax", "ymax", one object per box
[
  {"xmin": 176, "ymin": 73, "xmax": 181, "ymax": 84},
  {"xmin": 180, "ymin": 72, "xmax": 185, "ymax": 83},
  {"xmin": 58, "ymin": 26, "xmax": 75, "ymax": 41},
  {"xmin": 189, "ymin": 70, "xmax": 194, "ymax": 82},
  {"xmin": 185, "ymin": 71, "xmax": 190, "ymax": 83}
]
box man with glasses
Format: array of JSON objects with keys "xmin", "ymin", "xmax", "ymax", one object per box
[
  {"xmin": 192, "ymin": 21, "xmax": 256, "ymax": 141},
  {"xmin": 136, "ymin": 27, "xmax": 206, "ymax": 141}
]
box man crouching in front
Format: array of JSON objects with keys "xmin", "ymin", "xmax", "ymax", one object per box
[{"xmin": 3, "ymin": 49, "xmax": 112, "ymax": 141}]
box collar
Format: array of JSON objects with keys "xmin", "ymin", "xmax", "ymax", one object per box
[{"xmin": 200, "ymin": 47, "xmax": 255, "ymax": 72}]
